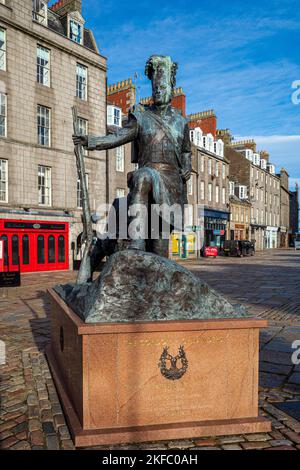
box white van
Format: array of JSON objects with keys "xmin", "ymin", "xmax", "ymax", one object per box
[{"xmin": 295, "ymin": 234, "xmax": 300, "ymax": 250}]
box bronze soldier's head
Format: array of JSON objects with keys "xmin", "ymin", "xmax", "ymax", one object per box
[{"xmin": 145, "ymin": 55, "xmax": 178, "ymax": 106}]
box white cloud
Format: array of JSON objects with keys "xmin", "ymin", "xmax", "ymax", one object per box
[{"xmin": 235, "ymin": 135, "xmax": 300, "ymax": 144}]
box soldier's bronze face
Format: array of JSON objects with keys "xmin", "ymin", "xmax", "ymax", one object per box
[{"xmin": 151, "ymin": 58, "xmax": 173, "ymax": 106}]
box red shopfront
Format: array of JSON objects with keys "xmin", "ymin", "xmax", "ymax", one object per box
[{"xmin": 0, "ymin": 219, "xmax": 69, "ymax": 273}]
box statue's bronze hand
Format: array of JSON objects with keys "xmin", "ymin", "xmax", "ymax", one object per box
[{"xmin": 73, "ymin": 134, "xmax": 88, "ymax": 147}]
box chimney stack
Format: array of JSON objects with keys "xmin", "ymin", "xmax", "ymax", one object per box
[{"xmin": 51, "ymin": 0, "xmax": 82, "ymax": 15}]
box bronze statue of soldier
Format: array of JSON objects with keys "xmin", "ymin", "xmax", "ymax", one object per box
[{"xmin": 73, "ymin": 55, "xmax": 192, "ymax": 258}]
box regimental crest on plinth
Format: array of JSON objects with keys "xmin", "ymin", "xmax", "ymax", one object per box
[{"xmin": 158, "ymin": 345, "xmax": 188, "ymax": 381}]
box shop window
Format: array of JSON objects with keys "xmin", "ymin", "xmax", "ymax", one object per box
[
  {"xmin": 0, "ymin": 234, "xmax": 8, "ymax": 265},
  {"xmin": 12, "ymin": 235, "xmax": 19, "ymax": 266},
  {"xmin": 22, "ymin": 235, "xmax": 29, "ymax": 265},
  {"xmin": 48, "ymin": 235, "xmax": 55, "ymax": 263},
  {"xmin": 37, "ymin": 235, "xmax": 45, "ymax": 264},
  {"xmin": 58, "ymin": 236, "xmax": 65, "ymax": 263}
]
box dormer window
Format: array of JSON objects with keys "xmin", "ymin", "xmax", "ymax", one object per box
[
  {"xmin": 239, "ymin": 185, "xmax": 248, "ymax": 200},
  {"xmin": 194, "ymin": 127, "xmax": 203, "ymax": 147},
  {"xmin": 206, "ymin": 133, "xmax": 214, "ymax": 153},
  {"xmin": 190, "ymin": 127, "xmax": 202, "ymax": 147},
  {"xmin": 245, "ymin": 149, "xmax": 253, "ymax": 161},
  {"xmin": 32, "ymin": 0, "xmax": 48, "ymax": 25},
  {"xmin": 214, "ymin": 139, "xmax": 224, "ymax": 158},
  {"xmin": 253, "ymin": 153, "xmax": 261, "ymax": 166},
  {"xmin": 70, "ymin": 19, "xmax": 82, "ymax": 44},
  {"xmin": 267, "ymin": 164, "xmax": 275, "ymax": 175},
  {"xmin": 260, "ymin": 159, "xmax": 267, "ymax": 170}
]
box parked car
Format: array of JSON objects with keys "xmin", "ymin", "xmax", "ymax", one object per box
[
  {"xmin": 223, "ymin": 240, "xmax": 255, "ymax": 257},
  {"xmin": 295, "ymin": 234, "xmax": 300, "ymax": 251}
]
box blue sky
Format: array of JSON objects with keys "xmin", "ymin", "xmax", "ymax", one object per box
[{"xmin": 77, "ymin": 0, "xmax": 299, "ymax": 188}]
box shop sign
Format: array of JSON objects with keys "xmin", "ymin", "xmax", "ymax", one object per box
[
  {"xmin": 205, "ymin": 246, "xmax": 218, "ymax": 258},
  {"xmin": 0, "ymin": 271, "xmax": 21, "ymax": 287}
]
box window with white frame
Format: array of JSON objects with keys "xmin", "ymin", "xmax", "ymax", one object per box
[
  {"xmin": 245, "ymin": 149, "xmax": 253, "ymax": 161},
  {"xmin": 77, "ymin": 117, "xmax": 88, "ymax": 155},
  {"xmin": 208, "ymin": 159, "xmax": 212, "ymax": 175},
  {"xmin": 32, "ymin": 0, "xmax": 47, "ymax": 25},
  {"xmin": 37, "ymin": 105, "xmax": 50, "ymax": 146},
  {"xmin": 77, "ymin": 174, "xmax": 89, "ymax": 208},
  {"xmin": 239, "ymin": 185, "xmax": 247, "ymax": 199},
  {"xmin": 256, "ymin": 208, "xmax": 259, "ymax": 223},
  {"xmin": 251, "ymin": 167, "xmax": 254, "ymax": 179},
  {"xmin": 37, "ymin": 45, "xmax": 50, "ymax": 86},
  {"xmin": 194, "ymin": 128, "xmax": 203, "ymax": 147},
  {"xmin": 208, "ymin": 183, "xmax": 212, "ymax": 202},
  {"xmin": 76, "ymin": 64, "xmax": 87, "ymax": 100},
  {"xmin": 107, "ymin": 105, "xmax": 122, "ymax": 127},
  {"xmin": 253, "ymin": 153, "xmax": 260, "ymax": 166},
  {"xmin": 38, "ymin": 165, "xmax": 51, "ymax": 206},
  {"xmin": 268, "ymin": 164, "xmax": 275, "ymax": 175},
  {"xmin": 222, "ymin": 187, "xmax": 226, "ymax": 204},
  {"xmin": 0, "ymin": 93, "xmax": 6, "ymax": 137},
  {"xmin": 214, "ymin": 139, "xmax": 224, "ymax": 158},
  {"xmin": 261, "ymin": 209, "xmax": 264, "ymax": 224},
  {"xmin": 200, "ymin": 181, "xmax": 205, "ymax": 200},
  {"xmin": 215, "ymin": 161, "xmax": 219, "ymax": 177},
  {"xmin": 256, "ymin": 187, "xmax": 259, "ymax": 201},
  {"xmin": 0, "ymin": 28, "xmax": 6, "ymax": 71},
  {"xmin": 70, "ymin": 19, "xmax": 83, "ymax": 44},
  {"xmin": 207, "ymin": 133, "xmax": 214, "ymax": 153},
  {"xmin": 190, "ymin": 127, "xmax": 202, "ymax": 147},
  {"xmin": 229, "ymin": 181, "xmax": 235, "ymax": 196},
  {"xmin": 116, "ymin": 188, "xmax": 125, "ymax": 199},
  {"xmin": 116, "ymin": 146, "xmax": 124, "ymax": 172},
  {"xmin": 0, "ymin": 159, "xmax": 7, "ymax": 202},
  {"xmin": 185, "ymin": 204, "xmax": 193, "ymax": 226},
  {"xmin": 215, "ymin": 185, "xmax": 219, "ymax": 203},
  {"xmin": 199, "ymin": 152, "xmax": 204, "ymax": 172},
  {"xmin": 260, "ymin": 159, "xmax": 267, "ymax": 170},
  {"xmin": 261, "ymin": 188, "xmax": 264, "ymax": 202},
  {"xmin": 187, "ymin": 176, "xmax": 193, "ymax": 196},
  {"xmin": 222, "ymin": 163, "xmax": 226, "ymax": 179}
]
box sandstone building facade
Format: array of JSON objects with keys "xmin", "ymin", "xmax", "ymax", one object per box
[{"xmin": 225, "ymin": 140, "xmax": 281, "ymax": 250}]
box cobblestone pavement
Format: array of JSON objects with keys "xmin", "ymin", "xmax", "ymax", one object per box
[{"xmin": 0, "ymin": 249, "xmax": 300, "ymax": 450}]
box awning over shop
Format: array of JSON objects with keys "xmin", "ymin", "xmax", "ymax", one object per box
[{"xmin": 202, "ymin": 209, "xmax": 230, "ymax": 220}]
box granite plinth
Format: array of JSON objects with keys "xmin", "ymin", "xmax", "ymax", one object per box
[{"xmin": 46, "ymin": 288, "xmax": 270, "ymax": 447}]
